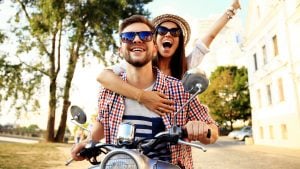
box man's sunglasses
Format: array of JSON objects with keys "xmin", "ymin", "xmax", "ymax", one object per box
[
  {"xmin": 120, "ymin": 31, "xmax": 153, "ymax": 43},
  {"xmin": 156, "ymin": 26, "xmax": 182, "ymax": 37}
]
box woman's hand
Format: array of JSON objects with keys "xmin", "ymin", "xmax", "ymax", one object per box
[
  {"xmin": 139, "ymin": 91, "xmax": 175, "ymax": 116},
  {"xmin": 232, "ymin": 0, "xmax": 241, "ymax": 10}
]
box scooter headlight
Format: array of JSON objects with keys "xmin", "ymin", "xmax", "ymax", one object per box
[{"xmin": 101, "ymin": 152, "xmax": 138, "ymax": 169}]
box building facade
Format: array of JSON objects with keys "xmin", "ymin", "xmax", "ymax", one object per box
[{"xmin": 244, "ymin": 0, "xmax": 300, "ymax": 148}]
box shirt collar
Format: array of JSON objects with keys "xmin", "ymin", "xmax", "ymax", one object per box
[{"xmin": 121, "ymin": 67, "xmax": 168, "ymax": 93}]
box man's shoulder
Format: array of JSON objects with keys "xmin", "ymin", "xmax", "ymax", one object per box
[
  {"xmin": 164, "ymin": 74, "xmax": 181, "ymax": 83},
  {"xmin": 156, "ymin": 68, "xmax": 181, "ymax": 84}
]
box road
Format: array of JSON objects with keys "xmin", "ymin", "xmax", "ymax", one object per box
[
  {"xmin": 1, "ymin": 135, "xmax": 300, "ymax": 169},
  {"xmin": 0, "ymin": 135, "xmax": 39, "ymax": 144},
  {"xmin": 192, "ymin": 136, "xmax": 300, "ymax": 169}
]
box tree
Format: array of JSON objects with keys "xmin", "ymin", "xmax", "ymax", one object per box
[
  {"xmin": 199, "ymin": 66, "xmax": 251, "ymax": 130},
  {"xmin": 1, "ymin": 0, "xmax": 152, "ymax": 142}
]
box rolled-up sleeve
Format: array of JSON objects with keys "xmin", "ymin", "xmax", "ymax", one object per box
[{"xmin": 186, "ymin": 39, "xmax": 210, "ymax": 69}]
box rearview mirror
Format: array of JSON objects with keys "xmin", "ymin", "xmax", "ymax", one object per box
[
  {"xmin": 70, "ymin": 105, "xmax": 87, "ymax": 124},
  {"xmin": 182, "ymin": 69, "xmax": 209, "ymax": 94}
]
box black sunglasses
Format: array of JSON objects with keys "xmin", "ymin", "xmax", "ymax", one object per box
[
  {"xmin": 156, "ymin": 26, "xmax": 181, "ymax": 37},
  {"xmin": 120, "ymin": 31, "xmax": 153, "ymax": 43}
]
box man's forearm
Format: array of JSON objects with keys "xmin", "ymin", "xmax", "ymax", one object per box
[{"xmin": 90, "ymin": 121, "xmax": 105, "ymax": 141}]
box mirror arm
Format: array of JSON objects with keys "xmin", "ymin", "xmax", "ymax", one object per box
[
  {"xmin": 71, "ymin": 120, "xmax": 91, "ymax": 138},
  {"xmin": 173, "ymin": 86, "xmax": 202, "ymax": 126}
]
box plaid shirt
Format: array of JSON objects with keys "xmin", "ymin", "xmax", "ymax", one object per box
[{"xmin": 97, "ymin": 68, "xmax": 214, "ymax": 169}]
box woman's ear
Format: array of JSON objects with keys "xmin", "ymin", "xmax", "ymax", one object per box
[{"xmin": 153, "ymin": 44, "xmax": 158, "ymax": 58}]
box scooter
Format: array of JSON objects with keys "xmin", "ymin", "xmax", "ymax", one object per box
[{"xmin": 66, "ymin": 70, "xmax": 211, "ymax": 169}]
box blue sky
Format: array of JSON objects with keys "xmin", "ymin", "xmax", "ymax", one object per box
[{"xmin": 145, "ymin": 0, "xmax": 248, "ymax": 24}]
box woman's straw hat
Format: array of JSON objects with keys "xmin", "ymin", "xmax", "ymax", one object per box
[{"xmin": 152, "ymin": 14, "xmax": 191, "ymax": 46}]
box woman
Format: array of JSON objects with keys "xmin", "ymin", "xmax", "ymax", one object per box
[{"xmin": 97, "ymin": 0, "xmax": 241, "ymax": 115}]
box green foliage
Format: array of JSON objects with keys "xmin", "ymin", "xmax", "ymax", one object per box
[
  {"xmin": 2, "ymin": 0, "xmax": 153, "ymax": 141},
  {"xmin": 0, "ymin": 55, "xmax": 42, "ymax": 114},
  {"xmin": 199, "ymin": 66, "xmax": 251, "ymax": 128},
  {"xmin": 0, "ymin": 32, "xmax": 6, "ymax": 43}
]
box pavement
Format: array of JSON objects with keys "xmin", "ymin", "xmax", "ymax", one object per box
[
  {"xmin": 0, "ymin": 135, "xmax": 39, "ymax": 144},
  {"xmin": 192, "ymin": 136, "xmax": 300, "ymax": 169},
  {"xmin": 1, "ymin": 135, "xmax": 300, "ymax": 169}
]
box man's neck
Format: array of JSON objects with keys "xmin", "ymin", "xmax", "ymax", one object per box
[{"xmin": 126, "ymin": 62, "xmax": 155, "ymax": 89}]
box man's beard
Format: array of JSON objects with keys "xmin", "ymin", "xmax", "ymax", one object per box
[{"xmin": 125, "ymin": 52, "xmax": 153, "ymax": 67}]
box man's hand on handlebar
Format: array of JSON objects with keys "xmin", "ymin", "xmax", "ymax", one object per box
[
  {"xmin": 184, "ymin": 121, "xmax": 211, "ymax": 144},
  {"xmin": 71, "ymin": 140, "xmax": 88, "ymax": 161}
]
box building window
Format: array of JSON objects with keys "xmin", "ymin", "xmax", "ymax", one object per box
[
  {"xmin": 257, "ymin": 89, "xmax": 262, "ymax": 108},
  {"xmin": 253, "ymin": 53, "xmax": 258, "ymax": 71},
  {"xmin": 259, "ymin": 126, "xmax": 264, "ymax": 139},
  {"xmin": 272, "ymin": 35, "xmax": 279, "ymax": 56},
  {"xmin": 267, "ymin": 84, "xmax": 272, "ymax": 105},
  {"xmin": 256, "ymin": 6, "xmax": 261, "ymax": 19},
  {"xmin": 278, "ymin": 78, "xmax": 285, "ymax": 102},
  {"xmin": 269, "ymin": 125, "xmax": 274, "ymax": 139},
  {"xmin": 281, "ymin": 124, "xmax": 288, "ymax": 140},
  {"xmin": 262, "ymin": 45, "xmax": 267, "ymax": 65}
]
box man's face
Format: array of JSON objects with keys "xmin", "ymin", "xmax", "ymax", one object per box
[{"xmin": 119, "ymin": 22, "xmax": 157, "ymax": 67}]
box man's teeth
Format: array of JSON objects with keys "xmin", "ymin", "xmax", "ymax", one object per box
[{"xmin": 132, "ymin": 48, "xmax": 143, "ymax": 51}]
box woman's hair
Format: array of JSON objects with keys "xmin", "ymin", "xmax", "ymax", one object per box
[{"xmin": 153, "ymin": 24, "xmax": 188, "ymax": 80}]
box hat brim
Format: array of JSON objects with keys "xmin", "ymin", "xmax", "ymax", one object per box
[{"xmin": 152, "ymin": 14, "xmax": 191, "ymax": 46}]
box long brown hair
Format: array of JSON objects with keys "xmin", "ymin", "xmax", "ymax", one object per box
[{"xmin": 153, "ymin": 24, "xmax": 187, "ymax": 80}]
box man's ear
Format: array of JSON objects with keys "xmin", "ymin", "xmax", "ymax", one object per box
[{"xmin": 118, "ymin": 47, "xmax": 123, "ymax": 57}]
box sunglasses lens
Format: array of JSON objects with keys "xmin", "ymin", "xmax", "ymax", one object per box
[
  {"xmin": 120, "ymin": 32, "xmax": 135, "ymax": 43},
  {"xmin": 139, "ymin": 31, "xmax": 153, "ymax": 42},
  {"xmin": 120, "ymin": 31, "xmax": 153, "ymax": 43},
  {"xmin": 157, "ymin": 26, "xmax": 168, "ymax": 36},
  {"xmin": 157, "ymin": 26, "xmax": 181, "ymax": 37},
  {"xmin": 170, "ymin": 28, "xmax": 181, "ymax": 37}
]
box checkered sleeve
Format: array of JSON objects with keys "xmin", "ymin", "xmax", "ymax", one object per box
[
  {"xmin": 188, "ymin": 98, "xmax": 216, "ymax": 125},
  {"xmin": 96, "ymin": 86, "xmax": 109, "ymax": 123}
]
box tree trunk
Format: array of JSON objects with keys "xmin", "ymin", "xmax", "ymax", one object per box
[
  {"xmin": 55, "ymin": 52, "xmax": 78, "ymax": 142},
  {"xmin": 55, "ymin": 100, "xmax": 71, "ymax": 142},
  {"xmin": 45, "ymin": 78, "xmax": 57, "ymax": 142}
]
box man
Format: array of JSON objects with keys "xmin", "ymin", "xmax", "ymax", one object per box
[{"xmin": 71, "ymin": 15, "xmax": 219, "ymax": 169}]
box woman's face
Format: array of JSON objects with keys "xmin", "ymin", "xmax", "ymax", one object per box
[{"xmin": 155, "ymin": 21, "xmax": 180, "ymax": 59}]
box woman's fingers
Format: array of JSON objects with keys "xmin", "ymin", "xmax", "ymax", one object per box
[{"xmin": 141, "ymin": 91, "xmax": 175, "ymax": 115}]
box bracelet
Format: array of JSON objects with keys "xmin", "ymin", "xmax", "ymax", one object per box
[
  {"xmin": 136, "ymin": 90, "xmax": 144, "ymax": 103},
  {"xmin": 226, "ymin": 6, "xmax": 237, "ymax": 19}
]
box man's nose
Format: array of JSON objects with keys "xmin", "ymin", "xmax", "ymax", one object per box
[{"xmin": 132, "ymin": 34, "xmax": 143, "ymax": 43}]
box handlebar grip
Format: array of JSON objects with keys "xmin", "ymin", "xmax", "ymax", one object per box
[
  {"xmin": 207, "ymin": 129, "xmax": 211, "ymax": 139},
  {"xmin": 182, "ymin": 128, "xmax": 211, "ymax": 139}
]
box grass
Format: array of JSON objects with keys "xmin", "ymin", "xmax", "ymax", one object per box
[{"xmin": 0, "ymin": 142, "xmax": 67, "ymax": 169}]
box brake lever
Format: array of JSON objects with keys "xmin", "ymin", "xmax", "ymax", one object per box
[
  {"xmin": 179, "ymin": 128, "xmax": 210, "ymax": 152},
  {"xmin": 65, "ymin": 158, "xmax": 74, "ymax": 166},
  {"xmin": 178, "ymin": 139, "xmax": 207, "ymax": 152}
]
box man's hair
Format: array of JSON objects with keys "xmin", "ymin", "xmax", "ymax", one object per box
[{"xmin": 119, "ymin": 15, "xmax": 155, "ymax": 33}]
